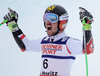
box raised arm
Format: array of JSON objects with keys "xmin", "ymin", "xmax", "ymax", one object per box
[
  {"xmin": 79, "ymin": 7, "xmax": 94, "ymax": 54},
  {"xmin": 66, "ymin": 7, "xmax": 94, "ymax": 55},
  {"xmin": 3, "ymin": 8, "xmax": 41, "ymax": 52}
]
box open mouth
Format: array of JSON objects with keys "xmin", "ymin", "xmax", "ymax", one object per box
[{"xmin": 47, "ymin": 26, "xmax": 52, "ymax": 30}]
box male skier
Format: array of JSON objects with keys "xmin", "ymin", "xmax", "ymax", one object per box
[{"xmin": 3, "ymin": 5, "xmax": 94, "ymax": 76}]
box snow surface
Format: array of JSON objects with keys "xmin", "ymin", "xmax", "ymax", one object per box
[{"xmin": 0, "ymin": 0, "xmax": 99, "ymax": 76}]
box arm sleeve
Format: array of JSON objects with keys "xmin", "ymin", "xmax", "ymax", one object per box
[
  {"xmin": 83, "ymin": 30, "xmax": 94, "ymax": 54},
  {"xmin": 12, "ymin": 29, "xmax": 41, "ymax": 52},
  {"xmin": 66, "ymin": 30, "xmax": 94, "ymax": 55},
  {"xmin": 66, "ymin": 38, "xmax": 83, "ymax": 55},
  {"xmin": 22, "ymin": 37, "xmax": 42, "ymax": 52}
]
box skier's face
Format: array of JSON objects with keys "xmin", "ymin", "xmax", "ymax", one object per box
[{"xmin": 45, "ymin": 20, "xmax": 58, "ymax": 36}]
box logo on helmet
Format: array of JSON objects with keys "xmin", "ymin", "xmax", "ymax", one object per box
[{"xmin": 48, "ymin": 5, "xmax": 56, "ymax": 10}]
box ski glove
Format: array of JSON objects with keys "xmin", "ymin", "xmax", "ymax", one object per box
[
  {"xmin": 79, "ymin": 7, "xmax": 93, "ymax": 30},
  {"xmin": 3, "ymin": 8, "xmax": 19, "ymax": 32}
]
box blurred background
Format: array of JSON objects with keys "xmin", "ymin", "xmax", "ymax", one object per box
[{"xmin": 0, "ymin": 0, "xmax": 99, "ymax": 76}]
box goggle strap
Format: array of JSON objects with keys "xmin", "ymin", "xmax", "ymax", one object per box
[{"xmin": 59, "ymin": 13, "xmax": 69, "ymax": 21}]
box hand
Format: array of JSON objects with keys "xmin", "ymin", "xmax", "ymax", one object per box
[
  {"xmin": 79, "ymin": 7, "xmax": 93, "ymax": 30},
  {"xmin": 3, "ymin": 8, "xmax": 19, "ymax": 31}
]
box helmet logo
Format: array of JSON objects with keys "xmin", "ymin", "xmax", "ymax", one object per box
[{"xmin": 48, "ymin": 5, "xmax": 56, "ymax": 10}]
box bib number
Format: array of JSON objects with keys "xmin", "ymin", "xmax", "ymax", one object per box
[{"xmin": 43, "ymin": 59, "xmax": 48, "ymax": 69}]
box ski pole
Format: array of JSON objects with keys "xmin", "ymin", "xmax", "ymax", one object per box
[
  {"xmin": 79, "ymin": 7, "xmax": 89, "ymax": 76},
  {"xmin": 0, "ymin": 19, "xmax": 8, "ymax": 26},
  {"xmin": 0, "ymin": 8, "xmax": 14, "ymax": 26},
  {"xmin": 83, "ymin": 30, "xmax": 88, "ymax": 76}
]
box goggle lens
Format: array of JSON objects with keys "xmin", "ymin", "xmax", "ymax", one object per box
[{"xmin": 43, "ymin": 13, "xmax": 58, "ymax": 23}]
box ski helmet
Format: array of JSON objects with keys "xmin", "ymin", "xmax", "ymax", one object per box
[{"xmin": 44, "ymin": 5, "xmax": 69, "ymax": 31}]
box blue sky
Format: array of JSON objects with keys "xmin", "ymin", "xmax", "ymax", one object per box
[{"xmin": 0, "ymin": 0, "xmax": 100, "ymax": 76}]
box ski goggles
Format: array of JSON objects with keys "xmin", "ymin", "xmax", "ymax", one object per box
[{"xmin": 43, "ymin": 13, "xmax": 58, "ymax": 23}]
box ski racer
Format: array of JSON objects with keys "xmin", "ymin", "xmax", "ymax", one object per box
[{"xmin": 3, "ymin": 5, "xmax": 94, "ymax": 76}]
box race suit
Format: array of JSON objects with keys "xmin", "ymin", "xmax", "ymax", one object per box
[{"xmin": 12, "ymin": 29, "xmax": 94, "ymax": 76}]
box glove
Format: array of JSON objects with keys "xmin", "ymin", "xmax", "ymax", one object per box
[
  {"xmin": 79, "ymin": 7, "xmax": 93, "ymax": 30},
  {"xmin": 3, "ymin": 8, "xmax": 19, "ymax": 32}
]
